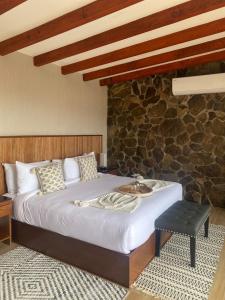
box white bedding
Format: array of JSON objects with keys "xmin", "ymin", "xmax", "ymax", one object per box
[{"xmin": 13, "ymin": 174, "xmax": 182, "ymax": 254}]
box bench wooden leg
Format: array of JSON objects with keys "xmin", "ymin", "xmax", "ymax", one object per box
[
  {"xmin": 155, "ymin": 229, "xmax": 161, "ymax": 257},
  {"xmin": 190, "ymin": 236, "xmax": 196, "ymax": 267},
  {"xmin": 204, "ymin": 217, "xmax": 209, "ymax": 238}
]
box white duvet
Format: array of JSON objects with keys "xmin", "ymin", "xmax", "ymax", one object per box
[{"xmin": 13, "ymin": 174, "xmax": 182, "ymax": 254}]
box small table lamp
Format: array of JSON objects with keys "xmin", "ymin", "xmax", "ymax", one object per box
[{"xmin": 100, "ymin": 153, "xmax": 107, "ymax": 168}]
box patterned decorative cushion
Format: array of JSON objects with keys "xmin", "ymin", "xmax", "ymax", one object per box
[
  {"xmin": 35, "ymin": 163, "xmax": 66, "ymax": 194},
  {"xmin": 78, "ymin": 154, "xmax": 98, "ymax": 182}
]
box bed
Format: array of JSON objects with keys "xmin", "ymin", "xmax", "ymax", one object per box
[{"xmin": 0, "ymin": 135, "xmax": 183, "ymax": 287}]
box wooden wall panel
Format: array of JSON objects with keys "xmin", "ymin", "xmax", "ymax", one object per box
[
  {"xmin": 0, "ymin": 135, "xmax": 102, "ymax": 194},
  {"xmin": 62, "ymin": 136, "xmax": 77, "ymax": 158}
]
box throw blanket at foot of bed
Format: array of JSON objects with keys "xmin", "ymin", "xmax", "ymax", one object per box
[{"xmin": 74, "ymin": 180, "xmax": 173, "ymax": 213}]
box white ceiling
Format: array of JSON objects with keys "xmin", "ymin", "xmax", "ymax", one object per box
[{"xmin": 0, "ymin": 0, "xmax": 225, "ymax": 76}]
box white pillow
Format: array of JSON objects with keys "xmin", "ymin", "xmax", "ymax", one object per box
[
  {"xmin": 2, "ymin": 163, "xmax": 17, "ymax": 195},
  {"xmin": 83, "ymin": 151, "xmax": 95, "ymax": 156},
  {"xmin": 16, "ymin": 160, "xmax": 50, "ymax": 194},
  {"xmin": 64, "ymin": 157, "xmax": 80, "ymax": 180},
  {"xmin": 52, "ymin": 157, "xmax": 80, "ymax": 181},
  {"xmin": 52, "ymin": 152, "xmax": 96, "ymax": 181}
]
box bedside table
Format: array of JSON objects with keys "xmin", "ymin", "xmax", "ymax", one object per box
[
  {"xmin": 0, "ymin": 195, "xmax": 12, "ymax": 245},
  {"xmin": 98, "ymin": 167, "xmax": 118, "ymax": 175}
]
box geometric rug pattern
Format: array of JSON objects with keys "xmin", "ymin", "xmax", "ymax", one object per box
[
  {"xmin": 133, "ymin": 224, "xmax": 225, "ymax": 300},
  {"xmin": 0, "ymin": 247, "xmax": 127, "ymax": 300},
  {"xmin": 0, "ymin": 224, "xmax": 224, "ymax": 300}
]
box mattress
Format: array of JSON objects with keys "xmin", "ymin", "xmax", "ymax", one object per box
[{"xmin": 13, "ymin": 174, "xmax": 183, "ymax": 254}]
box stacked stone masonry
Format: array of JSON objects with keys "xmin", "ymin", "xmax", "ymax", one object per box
[{"xmin": 107, "ymin": 62, "xmax": 225, "ymax": 207}]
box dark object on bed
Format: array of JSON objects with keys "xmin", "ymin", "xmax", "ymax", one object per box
[
  {"xmin": 12, "ymin": 219, "xmax": 171, "ymax": 287},
  {"xmin": 97, "ymin": 166, "xmax": 118, "ymax": 175},
  {"xmin": 155, "ymin": 201, "xmax": 210, "ymax": 267}
]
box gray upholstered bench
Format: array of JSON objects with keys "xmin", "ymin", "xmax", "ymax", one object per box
[{"xmin": 155, "ymin": 201, "xmax": 210, "ymax": 267}]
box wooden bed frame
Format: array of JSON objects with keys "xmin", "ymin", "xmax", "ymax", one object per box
[
  {"xmin": 12, "ymin": 219, "xmax": 170, "ymax": 287},
  {"xmin": 0, "ymin": 135, "xmax": 171, "ymax": 288}
]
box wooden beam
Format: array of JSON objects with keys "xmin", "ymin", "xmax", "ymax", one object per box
[
  {"xmin": 83, "ymin": 37, "xmax": 225, "ymax": 81},
  {"xmin": 0, "ymin": 0, "xmax": 26, "ymax": 15},
  {"xmin": 100, "ymin": 50, "xmax": 225, "ymax": 86},
  {"xmin": 61, "ymin": 17, "xmax": 225, "ymax": 74},
  {"xmin": 34, "ymin": 0, "xmax": 225, "ymax": 66},
  {"xmin": 0, "ymin": 0, "xmax": 143, "ymax": 55}
]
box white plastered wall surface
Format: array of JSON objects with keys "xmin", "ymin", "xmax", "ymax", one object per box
[{"xmin": 0, "ymin": 52, "xmax": 107, "ymax": 151}]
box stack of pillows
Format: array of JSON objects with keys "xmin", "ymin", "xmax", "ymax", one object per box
[{"xmin": 3, "ymin": 152, "xmax": 98, "ymax": 197}]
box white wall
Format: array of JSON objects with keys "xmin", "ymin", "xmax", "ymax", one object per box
[{"xmin": 0, "ymin": 52, "xmax": 107, "ymax": 150}]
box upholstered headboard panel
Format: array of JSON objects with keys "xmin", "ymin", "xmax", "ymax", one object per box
[{"xmin": 0, "ymin": 135, "xmax": 102, "ymax": 194}]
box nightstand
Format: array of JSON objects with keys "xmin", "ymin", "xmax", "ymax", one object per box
[
  {"xmin": 0, "ymin": 196, "xmax": 12, "ymax": 245},
  {"xmin": 98, "ymin": 167, "xmax": 118, "ymax": 175}
]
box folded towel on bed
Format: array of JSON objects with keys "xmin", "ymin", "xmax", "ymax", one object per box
[
  {"xmin": 74, "ymin": 192, "xmax": 140, "ymax": 213},
  {"xmin": 140, "ymin": 179, "xmax": 173, "ymax": 191},
  {"xmin": 73, "ymin": 180, "xmax": 174, "ymax": 213}
]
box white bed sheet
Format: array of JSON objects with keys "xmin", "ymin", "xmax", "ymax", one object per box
[{"xmin": 13, "ymin": 174, "xmax": 182, "ymax": 254}]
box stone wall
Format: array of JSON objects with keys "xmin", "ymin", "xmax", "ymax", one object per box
[{"xmin": 107, "ymin": 62, "xmax": 225, "ymax": 207}]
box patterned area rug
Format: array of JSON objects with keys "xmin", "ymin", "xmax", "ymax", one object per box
[
  {"xmin": 0, "ymin": 224, "xmax": 224, "ymax": 300},
  {"xmin": 133, "ymin": 224, "xmax": 225, "ymax": 300},
  {"xmin": 0, "ymin": 247, "xmax": 127, "ymax": 300}
]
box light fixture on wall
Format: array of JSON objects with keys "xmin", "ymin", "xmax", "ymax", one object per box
[
  {"xmin": 172, "ymin": 73, "xmax": 225, "ymax": 96},
  {"xmin": 100, "ymin": 152, "xmax": 107, "ymax": 167}
]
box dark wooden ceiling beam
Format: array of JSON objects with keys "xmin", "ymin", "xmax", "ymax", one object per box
[
  {"xmin": 83, "ymin": 37, "xmax": 225, "ymax": 81},
  {"xmin": 99, "ymin": 50, "xmax": 225, "ymax": 86},
  {"xmin": 0, "ymin": 0, "xmax": 26, "ymax": 15},
  {"xmin": 61, "ymin": 17, "xmax": 225, "ymax": 74},
  {"xmin": 0, "ymin": 0, "xmax": 143, "ymax": 55},
  {"xmin": 34, "ymin": 0, "xmax": 225, "ymax": 66}
]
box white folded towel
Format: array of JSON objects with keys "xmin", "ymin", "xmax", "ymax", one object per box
[{"xmin": 74, "ymin": 192, "xmax": 140, "ymax": 213}]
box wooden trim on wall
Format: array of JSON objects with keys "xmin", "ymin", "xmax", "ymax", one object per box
[
  {"xmin": 0, "ymin": 135, "xmax": 103, "ymax": 138},
  {"xmin": 0, "ymin": 0, "xmax": 26, "ymax": 15},
  {"xmin": 61, "ymin": 17, "xmax": 225, "ymax": 74},
  {"xmin": 34, "ymin": 0, "xmax": 225, "ymax": 66},
  {"xmin": 0, "ymin": 135, "xmax": 102, "ymax": 194},
  {"xmin": 0, "ymin": 0, "xmax": 143, "ymax": 55},
  {"xmin": 100, "ymin": 49, "xmax": 225, "ymax": 85}
]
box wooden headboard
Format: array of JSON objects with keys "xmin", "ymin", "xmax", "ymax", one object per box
[{"xmin": 0, "ymin": 135, "xmax": 102, "ymax": 194}]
